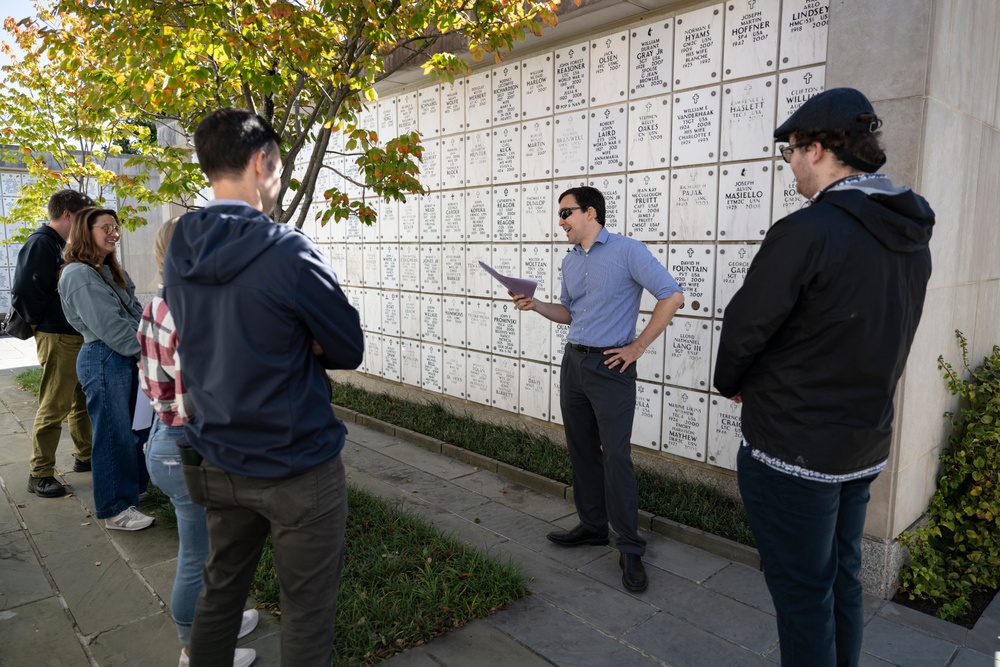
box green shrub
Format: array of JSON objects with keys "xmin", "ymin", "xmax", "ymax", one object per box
[{"xmin": 898, "ymin": 331, "xmax": 1000, "ymax": 620}]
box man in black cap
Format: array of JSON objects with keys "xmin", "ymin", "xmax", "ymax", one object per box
[{"xmin": 714, "ymin": 88, "xmax": 934, "ymax": 666}]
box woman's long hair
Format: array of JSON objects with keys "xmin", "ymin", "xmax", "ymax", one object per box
[
  {"xmin": 62, "ymin": 207, "xmax": 128, "ymax": 288},
  {"xmin": 153, "ymin": 217, "xmax": 180, "ymax": 278}
]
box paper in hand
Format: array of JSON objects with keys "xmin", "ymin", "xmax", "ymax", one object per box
[{"xmin": 478, "ymin": 261, "xmax": 538, "ymax": 299}]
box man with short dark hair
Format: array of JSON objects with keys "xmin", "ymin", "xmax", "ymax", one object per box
[
  {"xmin": 13, "ymin": 189, "xmax": 95, "ymax": 498},
  {"xmin": 164, "ymin": 108, "xmax": 364, "ymax": 666},
  {"xmin": 714, "ymin": 88, "xmax": 935, "ymax": 666},
  {"xmin": 511, "ymin": 185, "xmax": 683, "ymax": 593}
]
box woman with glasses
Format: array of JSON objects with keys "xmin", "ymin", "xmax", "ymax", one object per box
[{"xmin": 59, "ymin": 207, "xmax": 154, "ymax": 531}]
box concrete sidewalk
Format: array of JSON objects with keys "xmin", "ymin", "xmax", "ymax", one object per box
[{"xmin": 0, "ymin": 348, "xmax": 997, "ymax": 666}]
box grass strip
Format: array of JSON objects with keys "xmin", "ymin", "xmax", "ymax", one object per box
[{"xmin": 331, "ymin": 381, "xmax": 754, "ymax": 546}]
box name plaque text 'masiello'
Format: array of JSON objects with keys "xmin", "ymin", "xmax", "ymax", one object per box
[{"xmin": 718, "ymin": 161, "xmax": 772, "ymax": 240}]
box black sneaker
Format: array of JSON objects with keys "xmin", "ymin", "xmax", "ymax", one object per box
[
  {"xmin": 73, "ymin": 458, "xmax": 92, "ymax": 473},
  {"xmin": 27, "ymin": 476, "xmax": 67, "ymax": 498}
]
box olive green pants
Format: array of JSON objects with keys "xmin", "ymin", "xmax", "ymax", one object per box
[{"xmin": 29, "ymin": 332, "xmax": 92, "ymax": 478}]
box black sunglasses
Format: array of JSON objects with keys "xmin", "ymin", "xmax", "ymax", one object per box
[{"xmin": 558, "ymin": 206, "xmax": 584, "ymax": 220}]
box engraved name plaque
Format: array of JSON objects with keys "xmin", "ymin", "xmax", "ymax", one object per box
[
  {"xmin": 589, "ymin": 105, "xmax": 628, "ymax": 174},
  {"xmin": 669, "ymin": 244, "xmax": 715, "ymax": 314},
  {"xmin": 493, "ymin": 186, "xmax": 520, "ymax": 243},
  {"xmin": 633, "ymin": 381, "xmax": 663, "ymax": 450},
  {"xmin": 628, "ymin": 95, "xmax": 671, "ymax": 172},
  {"xmin": 521, "ymin": 183, "xmax": 553, "ymax": 241},
  {"xmin": 521, "ymin": 120, "xmax": 553, "ymax": 181},
  {"xmin": 521, "ymin": 52, "xmax": 554, "ymax": 120},
  {"xmin": 492, "ymin": 356, "xmax": 519, "ymax": 413},
  {"xmin": 466, "ymin": 350, "xmax": 492, "ymax": 406},
  {"xmin": 519, "ymin": 360, "xmax": 550, "ymax": 421},
  {"xmin": 442, "ymin": 191, "xmax": 465, "ymax": 243},
  {"xmin": 492, "ymin": 126, "xmax": 521, "ymax": 185},
  {"xmin": 672, "ymin": 86, "xmax": 721, "ymax": 166},
  {"xmin": 418, "ymin": 85, "xmax": 440, "ymax": 137},
  {"xmin": 708, "ymin": 397, "xmax": 743, "ymax": 471},
  {"xmin": 590, "ymin": 176, "xmax": 626, "ymax": 236},
  {"xmin": 670, "ymin": 167, "xmax": 718, "ymax": 241},
  {"xmin": 554, "ymin": 42, "xmax": 589, "ymax": 111},
  {"xmin": 723, "ymin": 0, "xmax": 780, "ymax": 80},
  {"xmin": 718, "ymin": 162, "xmax": 772, "ymax": 240},
  {"xmin": 777, "ymin": 66, "xmax": 826, "ymax": 126},
  {"xmin": 664, "ymin": 316, "xmax": 712, "ymax": 390},
  {"xmin": 466, "ymin": 298, "xmax": 493, "ymax": 352},
  {"xmin": 721, "ymin": 76, "xmax": 776, "ymax": 162},
  {"xmin": 440, "ymin": 80, "xmax": 464, "ymax": 134},
  {"xmin": 441, "ymin": 295, "xmax": 466, "ymax": 347},
  {"xmin": 493, "ymin": 63, "xmax": 521, "ymax": 125},
  {"xmin": 662, "ymin": 389, "xmax": 708, "ymax": 461},
  {"xmin": 443, "ymin": 347, "xmax": 467, "ymax": 399},
  {"xmin": 466, "ymin": 129, "xmax": 493, "ymax": 187},
  {"xmin": 673, "ymin": 4, "xmax": 724, "ymax": 90},
  {"xmin": 552, "ymin": 112, "xmax": 588, "ymax": 176},
  {"xmin": 714, "ymin": 243, "xmax": 760, "ymax": 316},
  {"xmin": 780, "ymin": 0, "xmax": 830, "ymax": 69},
  {"xmin": 590, "ymin": 31, "xmax": 629, "ymax": 106},
  {"xmin": 627, "ymin": 171, "xmax": 669, "ymax": 240},
  {"xmin": 630, "ymin": 20, "xmax": 673, "ymax": 99},
  {"xmin": 465, "ymin": 187, "xmax": 492, "ymax": 242},
  {"xmin": 465, "ymin": 70, "xmax": 492, "ymax": 131}
]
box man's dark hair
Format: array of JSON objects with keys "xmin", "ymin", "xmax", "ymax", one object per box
[
  {"xmin": 559, "ymin": 186, "xmax": 606, "ymax": 226},
  {"xmin": 794, "ymin": 127, "xmax": 886, "ymax": 172},
  {"xmin": 193, "ymin": 108, "xmax": 282, "ymax": 181},
  {"xmin": 47, "ymin": 189, "xmax": 95, "ymax": 222}
]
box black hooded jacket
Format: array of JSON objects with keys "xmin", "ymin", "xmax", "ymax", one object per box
[{"xmin": 713, "ymin": 177, "xmax": 934, "ymax": 475}]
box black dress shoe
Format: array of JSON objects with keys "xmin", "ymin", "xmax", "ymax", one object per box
[
  {"xmin": 27, "ymin": 475, "xmax": 67, "ymax": 498},
  {"xmin": 620, "ymin": 553, "xmax": 648, "ymax": 592},
  {"xmin": 547, "ymin": 525, "xmax": 609, "ymax": 547},
  {"xmin": 73, "ymin": 458, "xmax": 91, "ymax": 473}
]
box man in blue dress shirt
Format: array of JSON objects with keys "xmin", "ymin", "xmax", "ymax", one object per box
[{"xmin": 511, "ymin": 186, "xmax": 683, "ymax": 592}]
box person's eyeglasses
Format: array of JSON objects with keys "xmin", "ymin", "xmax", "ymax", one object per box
[
  {"xmin": 558, "ymin": 206, "xmax": 583, "ymax": 220},
  {"xmin": 99, "ymin": 223, "xmax": 121, "ymax": 235},
  {"xmin": 778, "ymin": 142, "xmax": 810, "ymax": 163}
]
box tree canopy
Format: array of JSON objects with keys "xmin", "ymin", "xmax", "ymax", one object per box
[{"xmin": 1, "ymin": 0, "xmax": 565, "ymax": 232}]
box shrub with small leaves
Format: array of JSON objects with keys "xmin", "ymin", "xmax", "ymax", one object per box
[{"xmin": 898, "ymin": 330, "xmax": 1000, "ymax": 621}]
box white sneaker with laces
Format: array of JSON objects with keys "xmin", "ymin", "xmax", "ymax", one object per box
[
  {"xmin": 178, "ymin": 648, "xmax": 256, "ymax": 667},
  {"xmin": 237, "ymin": 608, "xmax": 259, "ymax": 639},
  {"xmin": 105, "ymin": 506, "xmax": 154, "ymax": 531}
]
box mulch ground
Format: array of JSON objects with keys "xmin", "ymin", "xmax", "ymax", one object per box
[{"xmin": 891, "ymin": 587, "xmax": 998, "ymax": 629}]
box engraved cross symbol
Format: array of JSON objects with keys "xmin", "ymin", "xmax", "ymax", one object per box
[
  {"xmin": 745, "ymin": 83, "xmax": 753, "ymax": 94},
  {"xmin": 692, "ymin": 93, "xmax": 700, "ymax": 104},
  {"xmin": 739, "ymin": 248, "xmax": 747, "ymax": 258},
  {"xmin": 748, "ymin": 0, "xmax": 756, "ymax": 9},
  {"xmin": 504, "ymin": 67, "xmax": 509, "ymax": 76},
  {"xmin": 645, "ymin": 101, "xmax": 653, "ymax": 113},
  {"xmin": 687, "ymin": 248, "xmax": 695, "ymax": 258},
  {"xmin": 604, "ymin": 109, "xmax": 611, "ymax": 118},
  {"xmin": 644, "ymin": 175, "xmax": 651, "ymax": 185},
  {"xmin": 648, "ymin": 28, "xmax": 653, "ymax": 36},
  {"xmin": 606, "ymin": 38, "xmax": 612, "ymax": 49},
  {"xmin": 569, "ymin": 48, "xmax": 575, "ymax": 58},
  {"xmin": 504, "ymin": 187, "xmax": 509, "ymax": 196},
  {"xmin": 741, "ymin": 168, "xmax": 747, "ymax": 176},
  {"xmin": 681, "ymin": 393, "xmax": 689, "ymax": 401},
  {"xmin": 804, "ymin": 72, "xmax": 813, "ymax": 84},
  {"xmin": 684, "ymin": 321, "xmax": 692, "ymax": 331}
]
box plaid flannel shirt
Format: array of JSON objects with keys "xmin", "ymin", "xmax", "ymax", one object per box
[{"xmin": 137, "ymin": 287, "xmax": 192, "ymax": 426}]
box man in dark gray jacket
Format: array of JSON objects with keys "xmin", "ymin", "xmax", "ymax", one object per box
[{"xmin": 714, "ymin": 88, "xmax": 934, "ymax": 667}]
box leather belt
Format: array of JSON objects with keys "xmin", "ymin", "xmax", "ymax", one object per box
[{"xmin": 569, "ymin": 343, "xmax": 616, "ymax": 354}]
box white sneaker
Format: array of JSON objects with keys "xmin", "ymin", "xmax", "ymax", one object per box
[
  {"xmin": 178, "ymin": 648, "xmax": 256, "ymax": 667},
  {"xmin": 237, "ymin": 608, "xmax": 259, "ymax": 639},
  {"xmin": 105, "ymin": 506, "xmax": 154, "ymax": 531}
]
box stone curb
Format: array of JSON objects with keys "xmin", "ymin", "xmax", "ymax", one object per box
[{"xmin": 334, "ymin": 403, "xmax": 760, "ymax": 570}]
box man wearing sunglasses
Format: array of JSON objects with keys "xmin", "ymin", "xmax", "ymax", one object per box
[
  {"xmin": 511, "ymin": 186, "xmax": 683, "ymax": 593},
  {"xmin": 714, "ymin": 88, "xmax": 934, "ymax": 666}
]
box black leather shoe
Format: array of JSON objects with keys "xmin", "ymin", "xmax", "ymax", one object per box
[
  {"xmin": 27, "ymin": 475, "xmax": 67, "ymax": 498},
  {"xmin": 547, "ymin": 525, "xmax": 609, "ymax": 547},
  {"xmin": 620, "ymin": 553, "xmax": 648, "ymax": 592},
  {"xmin": 73, "ymin": 458, "xmax": 91, "ymax": 473}
]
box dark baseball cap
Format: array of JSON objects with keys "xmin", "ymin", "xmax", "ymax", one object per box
[{"xmin": 774, "ymin": 88, "xmax": 882, "ymax": 142}]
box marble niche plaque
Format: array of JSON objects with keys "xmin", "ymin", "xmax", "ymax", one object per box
[
  {"xmin": 400, "ymin": 291, "xmax": 421, "ymax": 340},
  {"xmin": 627, "ymin": 170, "xmax": 669, "ymax": 241},
  {"xmin": 590, "ymin": 31, "xmax": 629, "ymax": 106},
  {"xmin": 673, "ymin": 4, "xmax": 724, "ymax": 90},
  {"xmin": 723, "ymin": 0, "xmax": 780, "ymax": 80},
  {"xmin": 492, "ymin": 300, "xmax": 519, "ymax": 358},
  {"xmin": 362, "ymin": 203, "xmax": 379, "ymax": 244},
  {"xmin": 465, "ymin": 129, "xmax": 493, "ymax": 187},
  {"xmin": 552, "ymin": 112, "xmax": 588, "ymax": 177},
  {"xmin": 344, "ymin": 287, "xmax": 363, "ymax": 319},
  {"xmin": 489, "ymin": 244, "xmax": 520, "ymax": 298},
  {"xmin": 362, "ymin": 245, "xmax": 381, "ymax": 287},
  {"xmin": 441, "ymin": 295, "xmax": 466, "ymax": 347},
  {"xmin": 381, "ymin": 291, "xmax": 401, "ymax": 337},
  {"xmin": 491, "ymin": 356, "xmax": 519, "ymax": 413},
  {"xmin": 418, "ymin": 85, "xmax": 441, "ymax": 137},
  {"xmin": 630, "ymin": 19, "xmax": 673, "ymax": 99},
  {"xmin": 711, "ymin": 320, "xmax": 722, "ymax": 384},
  {"xmin": 669, "ymin": 244, "xmax": 715, "ymax": 315},
  {"xmin": 519, "ymin": 308, "xmax": 551, "ymax": 362},
  {"xmin": 492, "ymin": 126, "xmax": 521, "ymax": 185},
  {"xmin": 419, "ymin": 192, "xmax": 441, "ymax": 243},
  {"xmin": 777, "ymin": 66, "xmax": 825, "ymax": 126},
  {"xmin": 378, "ymin": 97, "xmax": 397, "ymax": 142},
  {"xmin": 551, "ymin": 321, "xmax": 570, "ymax": 362},
  {"xmin": 772, "ymin": 162, "xmax": 804, "ymax": 221},
  {"xmin": 420, "ymin": 243, "xmax": 442, "ymax": 294},
  {"xmin": 633, "ymin": 381, "xmax": 663, "ymax": 451},
  {"xmin": 359, "ymin": 102, "xmax": 377, "ymax": 133},
  {"xmin": 363, "ymin": 333, "xmax": 381, "ymax": 376},
  {"xmin": 493, "ymin": 63, "xmax": 521, "ymax": 125},
  {"xmin": 670, "ymin": 167, "xmax": 718, "ymax": 241},
  {"xmin": 1, "ymin": 172, "xmax": 21, "ymax": 196},
  {"xmin": 328, "ymin": 244, "xmax": 347, "ymax": 278},
  {"xmin": 590, "ymin": 175, "xmax": 626, "ymax": 236},
  {"xmin": 465, "ymin": 187, "xmax": 492, "ymax": 242},
  {"xmin": 379, "ymin": 199, "xmax": 399, "ymax": 243},
  {"xmin": 780, "ymin": 0, "xmax": 830, "ymax": 69},
  {"xmin": 714, "ymin": 243, "xmax": 759, "ymax": 316},
  {"xmin": 344, "ymin": 244, "xmax": 363, "ymax": 286},
  {"xmin": 628, "ymin": 95, "xmax": 671, "ymax": 172},
  {"xmin": 442, "ymin": 244, "xmax": 465, "ymax": 296},
  {"xmin": 521, "ymin": 52, "xmax": 554, "ymax": 120},
  {"xmin": 521, "ymin": 244, "xmax": 552, "ymax": 302},
  {"xmin": 421, "ymin": 139, "xmax": 441, "ymax": 191},
  {"xmin": 519, "ymin": 361, "xmax": 551, "ymax": 421},
  {"xmin": 400, "ymin": 339, "xmax": 421, "ymax": 387},
  {"xmin": 363, "ymin": 289, "xmax": 382, "ymax": 332},
  {"xmin": 466, "ymin": 350, "xmax": 492, "ymax": 406},
  {"xmin": 521, "ymin": 119, "xmax": 553, "ymax": 181},
  {"xmin": 398, "ymin": 245, "xmax": 420, "ymax": 293},
  {"xmin": 343, "ymin": 155, "xmax": 366, "ymax": 199},
  {"xmin": 718, "ymin": 162, "xmax": 772, "ymax": 240},
  {"xmin": 589, "ymin": 105, "xmax": 627, "ymax": 174},
  {"xmin": 721, "ymin": 76, "xmax": 777, "ymax": 162},
  {"xmin": 442, "ymin": 191, "xmax": 465, "ymax": 243},
  {"xmin": 635, "ymin": 313, "xmax": 666, "ymax": 382},
  {"xmin": 708, "ymin": 396, "xmax": 743, "ymax": 471},
  {"xmin": 421, "ymin": 294, "xmax": 442, "ymax": 342},
  {"xmin": 441, "ymin": 135, "xmax": 466, "ymax": 190},
  {"xmin": 493, "ymin": 187, "xmax": 520, "ymax": 243},
  {"xmin": 421, "ymin": 343, "xmax": 443, "ymax": 393},
  {"xmin": 397, "ymin": 91, "xmax": 418, "ymax": 136},
  {"xmin": 550, "ymin": 365, "xmax": 563, "ymax": 425},
  {"xmin": 664, "ymin": 316, "xmax": 712, "ymax": 391},
  {"xmin": 399, "ymin": 196, "xmax": 419, "ymax": 240},
  {"xmin": 440, "ymin": 79, "xmax": 465, "ymax": 134},
  {"xmin": 465, "ymin": 70, "xmax": 492, "ymax": 131},
  {"xmin": 554, "ymin": 42, "xmax": 589, "ymax": 111},
  {"xmin": 520, "ymin": 183, "xmax": 553, "ymax": 241},
  {"xmin": 442, "ymin": 348, "xmax": 467, "ymax": 399},
  {"xmin": 672, "ymin": 87, "xmax": 721, "ymax": 166},
  {"xmin": 661, "ymin": 389, "xmax": 708, "ymax": 461},
  {"xmin": 382, "ymin": 336, "xmax": 401, "ymax": 382},
  {"xmin": 466, "ymin": 298, "xmax": 493, "ymax": 352},
  {"xmin": 466, "ymin": 246, "xmax": 492, "ymax": 298}
]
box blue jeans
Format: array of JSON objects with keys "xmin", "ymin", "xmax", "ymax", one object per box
[
  {"xmin": 737, "ymin": 445, "xmax": 875, "ymax": 667},
  {"xmin": 76, "ymin": 340, "xmax": 149, "ymax": 519},
  {"xmin": 146, "ymin": 416, "xmax": 208, "ymax": 646}
]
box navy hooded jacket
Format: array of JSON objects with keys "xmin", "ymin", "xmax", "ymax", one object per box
[{"xmin": 162, "ymin": 202, "xmax": 363, "ymax": 478}]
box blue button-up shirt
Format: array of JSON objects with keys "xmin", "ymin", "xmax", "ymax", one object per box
[{"xmin": 560, "ymin": 227, "xmax": 681, "ymax": 348}]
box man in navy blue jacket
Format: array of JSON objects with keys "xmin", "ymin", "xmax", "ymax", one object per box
[{"xmin": 163, "ymin": 108, "xmax": 363, "ymax": 667}]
